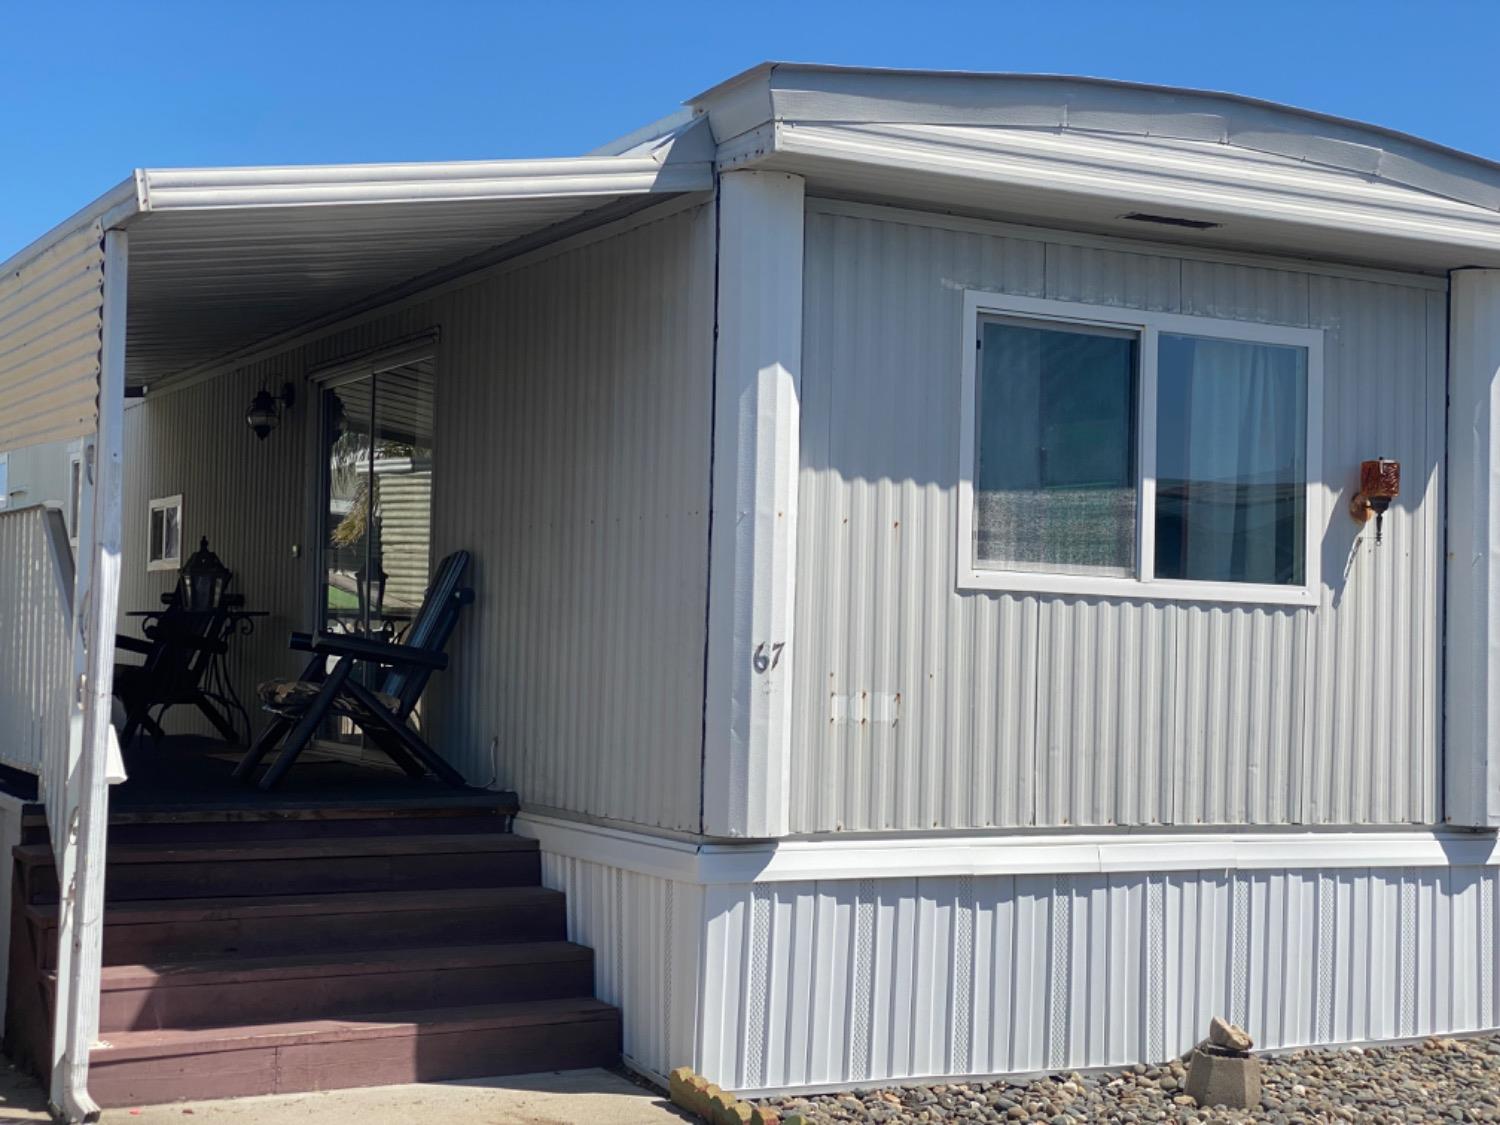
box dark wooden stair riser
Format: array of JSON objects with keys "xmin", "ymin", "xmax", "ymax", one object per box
[
  {"xmin": 18, "ymin": 837, "xmax": 540, "ymax": 904},
  {"xmin": 80, "ymin": 944, "xmax": 596, "ymax": 1032},
  {"xmin": 25, "ymin": 887, "xmax": 569, "ymax": 969}
]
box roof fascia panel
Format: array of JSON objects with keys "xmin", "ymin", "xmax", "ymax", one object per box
[
  {"xmin": 718, "ymin": 65, "xmax": 1500, "ymax": 216},
  {"xmin": 138, "ymin": 151, "xmax": 711, "ymax": 212}
]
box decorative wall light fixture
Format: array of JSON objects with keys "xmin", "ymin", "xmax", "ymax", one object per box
[
  {"xmin": 246, "ymin": 383, "xmax": 295, "ymax": 441},
  {"xmin": 1349, "ymin": 458, "xmax": 1400, "ymax": 543}
]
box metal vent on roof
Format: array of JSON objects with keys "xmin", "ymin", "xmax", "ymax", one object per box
[{"xmin": 1121, "ymin": 212, "xmax": 1222, "ymax": 230}]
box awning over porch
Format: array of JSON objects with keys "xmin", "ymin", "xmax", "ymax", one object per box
[
  {"xmin": 0, "ymin": 116, "xmax": 714, "ymax": 451},
  {"xmin": 0, "ymin": 119, "xmax": 714, "ymax": 1121}
]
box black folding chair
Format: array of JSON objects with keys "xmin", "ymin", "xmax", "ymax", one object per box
[
  {"xmin": 113, "ymin": 561, "xmax": 243, "ymax": 745},
  {"xmin": 232, "ymin": 551, "xmax": 472, "ymax": 791}
]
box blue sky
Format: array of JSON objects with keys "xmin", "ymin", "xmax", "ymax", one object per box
[{"xmin": 2, "ymin": 0, "xmax": 1497, "ymax": 260}]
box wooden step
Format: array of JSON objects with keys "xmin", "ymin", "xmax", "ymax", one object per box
[
  {"xmin": 85, "ymin": 941, "xmax": 596, "ymax": 1032},
  {"xmin": 15, "ymin": 833, "xmax": 540, "ymax": 903},
  {"xmin": 85, "ymin": 997, "xmax": 622, "ymax": 1107},
  {"xmin": 98, "ymin": 812, "xmax": 515, "ymax": 846},
  {"xmin": 23, "ymin": 885, "xmax": 568, "ymax": 968},
  {"xmin": 18, "ymin": 796, "xmax": 519, "ymax": 846}
]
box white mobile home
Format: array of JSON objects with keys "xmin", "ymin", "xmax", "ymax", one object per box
[{"xmin": 2, "ymin": 63, "xmax": 1500, "ymax": 1116}]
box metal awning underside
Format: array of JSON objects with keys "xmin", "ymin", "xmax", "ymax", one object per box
[{"xmin": 0, "ymin": 118, "xmax": 713, "ymax": 415}]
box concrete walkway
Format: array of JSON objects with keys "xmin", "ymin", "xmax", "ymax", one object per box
[{"xmin": 0, "ymin": 1065, "xmax": 690, "ymax": 1124}]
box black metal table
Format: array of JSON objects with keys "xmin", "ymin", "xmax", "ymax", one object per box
[{"xmin": 125, "ymin": 608, "xmax": 268, "ymax": 744}]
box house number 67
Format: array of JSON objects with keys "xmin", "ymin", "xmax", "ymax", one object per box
[{"xmin": 753, "ymin": 642, "xmax": 786, "ymax": 674}]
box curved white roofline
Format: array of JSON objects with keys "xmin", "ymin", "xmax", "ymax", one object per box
[{"xmin": 689, "ymin": 62, "xmax": 1500, "ymax": 214}]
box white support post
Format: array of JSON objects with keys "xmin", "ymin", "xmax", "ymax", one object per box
[
  {"xmin": 50, "ymin": 228, "xmax": 126, "ymax": 1122},
  {"xmin": 701, "ymin": 171, "xmax": 805, "ymax": 839},
  {"xmin": 1447, "ymin": 269, "xmax": 1500, "ymax": 827}
]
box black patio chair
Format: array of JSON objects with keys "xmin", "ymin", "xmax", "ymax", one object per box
[
  {"xmin": 232, "ymin": 550, "xmax": 472, "ymax": 791},
  {"xmin": 113, "ymin": 541, "xmax": 244, "ymax": 745}
]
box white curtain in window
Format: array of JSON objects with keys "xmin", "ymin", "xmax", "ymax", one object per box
[{"xmin": 1156, "ymin": 335, "xmax": 1306, "ymax": 585}]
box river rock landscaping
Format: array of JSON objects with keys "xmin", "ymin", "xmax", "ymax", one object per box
[{"xmin": 758, "ymin": 1034, "xmax": 1500, "ymax": 1123}]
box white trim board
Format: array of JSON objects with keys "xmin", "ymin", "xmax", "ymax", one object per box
[
  {"xmin": 515, "ymin": 813, "xmax": 1500, "ymax": 887},
  {"xmin": 779, "ymin": 123, "xmax": 1500, "ymax": 267}
]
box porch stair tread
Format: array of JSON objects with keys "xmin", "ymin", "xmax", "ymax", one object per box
[
  {"xmin": 92, "ymin": 940, "xmax": 594, "ymax": 989},
  {"xmin": 14, "ymin": 831, "xmax": 536, "ymax": 866},
  {"xmin": 8, "ymin": 805, "xmax": 622, "ymax": 1107},
  {"xmin": 94, "ymin": 997, "xmax": 620, "ymax": 1057},
  {"xmin": 24, "ymin": 884, "xmax": 562, "ymax": 926},
  {"xmin": 20, "ymin": 794, "xmax": 517, "ymax": 827}
]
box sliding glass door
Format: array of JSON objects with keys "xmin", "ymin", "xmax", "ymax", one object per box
[{"xmin": 316, "ymin": 357, "xmax": 436, "ymax": 756}]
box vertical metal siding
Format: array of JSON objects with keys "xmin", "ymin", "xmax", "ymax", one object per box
[
  {"xmin": 117, "ymin": 362, "xmax": 312, "ymax": 743},
  {"xmin": 117, "ymin": 204, "xmax": 715, "ymax": 831},
  {"xmin": 423, "ymin": 205, "xmax": 714, "ymax": 828},
  {"xmin": 705, "ymin": 863, "xmax": 1500, "ymax": 1092},
  {"xmin": 793, "ymin": 213, "xmax": 1047, "ymax": 833},
  {"xmin": 0, "ymin": 223, "xmax": 105, "ymax": 450},
  {"xmin": 1302, "ymin": 275, "xmax": 1441, "ymax": 825},
  {"xmin": 794, "ymin": 203, "xmax": 1443, "ymax": 832}
]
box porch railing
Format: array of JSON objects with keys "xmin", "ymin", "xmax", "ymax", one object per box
[{"xmin": 0, "ymin": 504, "xmax": 76, "ymax": 847}]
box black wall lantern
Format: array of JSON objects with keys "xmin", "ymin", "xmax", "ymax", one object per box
[{"xmin": 247, "ymin": 382, "xmax": 296, "ymax": 440}]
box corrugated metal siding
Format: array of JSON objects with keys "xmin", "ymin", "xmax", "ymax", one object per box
[
  {"xmin": 701, "ymin": 862, "xmax": 1500, "ymax": 1092},
  {"xmin": 118, "ymin": 362, "xmax": 313, "ymax": 742},
  {"xmin": 0, "ymin": 222, "xmax": 104, "ymax": 450},
  {"xmin": 421, "ymin": 204, "xmax": 714, "ymax": 828},
  {"xmin": 793, "ymin": 202, "xmax": 1443, "ymax": 832},
  {"xmin": 117, "ymin": 202, "xmax": 714, "ymax": 830}
]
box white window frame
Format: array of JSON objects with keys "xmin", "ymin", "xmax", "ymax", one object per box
[
  {"xmin": 67, "ymin": 451, "xmax": 83, "ymax": 547},
  {"xmin": 146, "ymin": 493, "xmax": 184, "ymax": 572},
  {"xmin": 958, "ymin": 290, "xmax": 1324, "ymax": 607},
  {"xmin": 0, "ymin": 452, "xmax": 7, "ymax": 511}
]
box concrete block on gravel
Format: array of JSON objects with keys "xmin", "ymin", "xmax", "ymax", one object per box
[{"xmin": 1185, "ymin": 1046, "xmax": 1262, "ymax": 1109}]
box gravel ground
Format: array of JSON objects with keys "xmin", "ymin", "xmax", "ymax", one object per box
[{"xmin": 761, "ymin": 1035, "xmax": 1500, "ymax": 1123}]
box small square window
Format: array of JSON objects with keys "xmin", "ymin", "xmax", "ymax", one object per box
[{"xmin": 147, "ymin": 495, "xmax": 183, "ymax": 571}]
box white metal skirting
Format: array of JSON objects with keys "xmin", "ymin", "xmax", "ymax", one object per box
[
  {"xmin": 520, "ymin": 815, "xmax": 1500, "ymax": 1094},
  {"xmin": 700, "ymin": 863, "xmax": 1500, "ymax": 1094},
  {"xmin": 538, "ymin": 851, "xmax": 704, "ymax": 1079}
]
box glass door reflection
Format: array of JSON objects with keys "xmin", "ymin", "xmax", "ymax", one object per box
[{"xmin": 318, "ymin": 357, "xmax": 436, "ymax": 756}]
